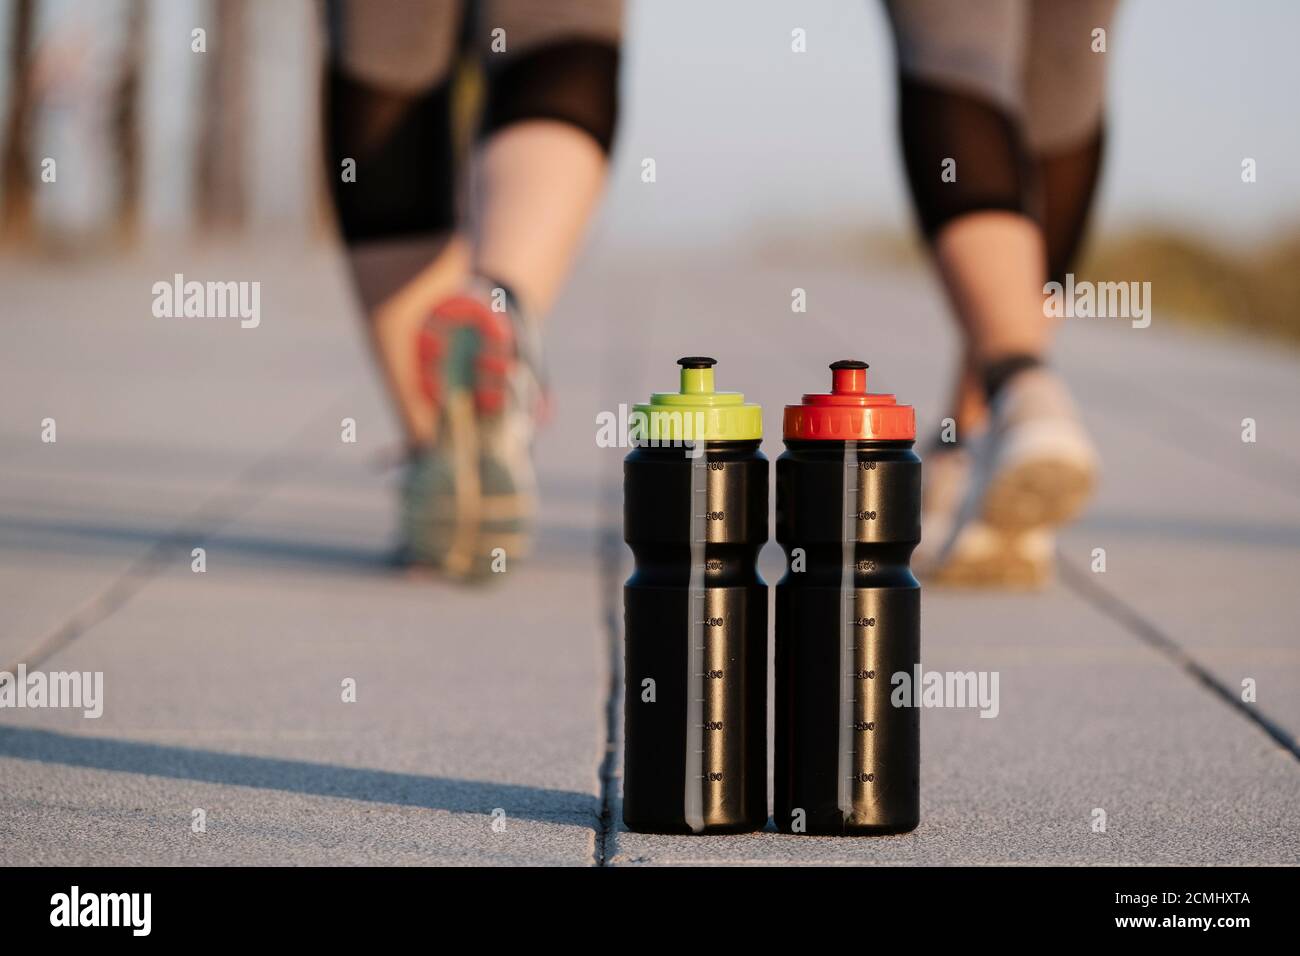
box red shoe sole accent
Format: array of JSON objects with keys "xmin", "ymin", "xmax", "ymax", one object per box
[{"xmin": 416, "ymin": 294, "xmax": 516, "ymax": 415}]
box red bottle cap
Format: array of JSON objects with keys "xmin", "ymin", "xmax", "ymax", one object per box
[{"xmin": 783, "ymin": 361, "xmax": 915, "ymax": 441}]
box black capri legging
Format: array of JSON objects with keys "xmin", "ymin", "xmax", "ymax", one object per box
[{"xmin": 884, "ymin": 0, "xmax": 1120, "ymax": 283}]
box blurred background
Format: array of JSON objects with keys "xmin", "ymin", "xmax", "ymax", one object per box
[{"xmin": 1, "ymin": 0, "xmax": 1298, "ymax": 341}]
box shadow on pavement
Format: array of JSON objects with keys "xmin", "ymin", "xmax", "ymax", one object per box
[
  {"xmin": 1078, "ymin": 511, "xmax": 1300, "ymax": 550},
  {"xmin": 0, "ymin": 514, "xmax": 394, "ymax": 574},
  {"xmin": 0, "ymin": 515, "xmax": 601, "ymax": 574},
  {"xmin": 0, "ymin": 726, "xmax": 594, "ymax": 824}
]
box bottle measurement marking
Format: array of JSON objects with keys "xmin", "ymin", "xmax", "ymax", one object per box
[
  {"xmin": 683, "ymin": 455, "xmax": 711, "ymax": 833},
  {"xmin": 842, "ymin": 455, "xmax": 883, "ymax": 822},
  {"xmin": 845, "ymin": 596, "xmax": 882, "ymax": 783},
  {"xmin": 841, "ymin": 460, "xmax": 883, "ymax": 806}
]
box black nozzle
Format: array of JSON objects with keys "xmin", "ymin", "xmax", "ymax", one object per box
[
  {"xmin": 829, "ymin": 360, "xmax": 869, "ymax": 371},
  {"xmin": 677, "ymin": 356, "xmax": 718, "ymax": 369}
]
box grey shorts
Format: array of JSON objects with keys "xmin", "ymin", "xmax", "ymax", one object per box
[
  {"xmin": 884, "ymin": 0, "xmax": 1121, "ymax": 151},
  {"xmin": 328, "ymin": 0, "xmax": 624, "ymax": 92}
]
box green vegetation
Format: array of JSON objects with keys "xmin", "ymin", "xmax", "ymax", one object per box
[{"xmin": 1077, "ymin": 229, "xmax": 1300, "ymax": 346}]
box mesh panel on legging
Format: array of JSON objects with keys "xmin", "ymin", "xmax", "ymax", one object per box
[
  {"xmin": 896, "ymin": 76, "xmax": 1030, "ymax": 239},
  {"xmin": 480, "ymin": 39, "xmax": 621, "ymax": 153},
  {"xmin": 1032, "ymin": 129, "xmax": 1105, "ymax": 285},
  {"xmin": 324, "ymin": 70, "xmax": 457, "ymax": 242}
]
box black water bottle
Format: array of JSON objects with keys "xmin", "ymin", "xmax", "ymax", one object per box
[
  {"xmin": 775, "ymin": 361, "xmax": 921, "ymax": 835},
  {"xmin": 623, "ymin": 357, "xmax": 768, "ymax": 834}
]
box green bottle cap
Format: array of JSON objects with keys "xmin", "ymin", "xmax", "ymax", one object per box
[{"xmin": 632, "ymin": 357, "xmax": 763, "ymax": 443}]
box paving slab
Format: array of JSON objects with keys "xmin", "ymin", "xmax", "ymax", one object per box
[
  {"xmin": 1, "ymin": 242, "xmax": 610, "ymax": 865},
  {"xmin": 1055, "ymin": 321, "xmax": 1300, "ymax": 738},
  {"xmin": 0, "ymin": 245, "xmax": 364, "ymax": 663},
  {"xmin": 608, "ymin": 585, "xmax": 1300, "ymax": 865}
]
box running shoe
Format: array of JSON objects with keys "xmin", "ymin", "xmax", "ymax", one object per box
[
  {"xmin": 915, "ymin": 439, "xmax": 1056, "ymax": 589},
  {"xmin": 400, "ymin": 279, "xmax": 544, "ymax": 579},
  {"xmin": 974, "ymin": 367, "xmax": 1098, "ymax": 532}
]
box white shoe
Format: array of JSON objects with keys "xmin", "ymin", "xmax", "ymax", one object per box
[
  {"xmin": 914, "ymin": 441, "xmax": 971, "ymax": 575},
  {"xmin": 916, "ymin": 440, "xmax": 1056, "ymax": 589},
  {"xmin": 973, "ymin": 367, "xmax": 1098, "ymax": 533},
  {"xmin": 927, "ymin": 521, "xmax": 1056, "ymax": 589}
]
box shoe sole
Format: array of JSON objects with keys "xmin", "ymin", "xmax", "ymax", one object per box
[
  {"xmin": 924, "ymin": 533, "xmax": 1053, "ymax": 589},
  {"xmin": 980, "ymin": 455, "xmax": 1095, "ymax": 533},
  {"xmin": 975, "ymin": 416, "xmax": 1097, "ymax": 533},
  {"xmin": 417, "ymin": 296, "xmax": 513, "ymax": 416},
  {"xmin": 922, "ymin": 522, "xmax": 1054, "ymax": 590}
]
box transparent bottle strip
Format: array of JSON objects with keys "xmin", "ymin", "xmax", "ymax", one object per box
[
  {"xmin": 837, "ymin": 444, "xmax": 857, "ymax": 823},
  {"xmin": 684, "ymin": 448, "xmax": 707, "ymax": 833}
]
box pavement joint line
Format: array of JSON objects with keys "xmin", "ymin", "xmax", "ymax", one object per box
[
  {"xmin": 1057, "ymin": 553, "xmax": 1300, "ymax": 762},
  {"xmin": 0, "ymin": 397, "xmax": 350, "ymax": 686},
  {"xmin": 594, "ymin": 521, "xmax": 623, "ymax": 866},
  {"xmin": 593, "ymin": 351, "xmax": 650, "ymax": 866}
]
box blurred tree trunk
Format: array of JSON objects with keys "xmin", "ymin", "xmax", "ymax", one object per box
[
  {"xmin": 113, "ymin": 0, "xmax": 145, "ymax": 244},
  {"xmin": 196, "ymin": 0, "xmax": 246, "ymax": 232},
  {"xmin": 1, "ymin": 0, "xmax": 36, "ymax": 245},
  {"xmin": 312, "ymin": 13, "xmax": 334, "ymax": 239}
]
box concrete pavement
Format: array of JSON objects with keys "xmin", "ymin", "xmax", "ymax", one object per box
[{"xmin": 1, "ymin": 241, "xmax": 1297, "ymax": 865}]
